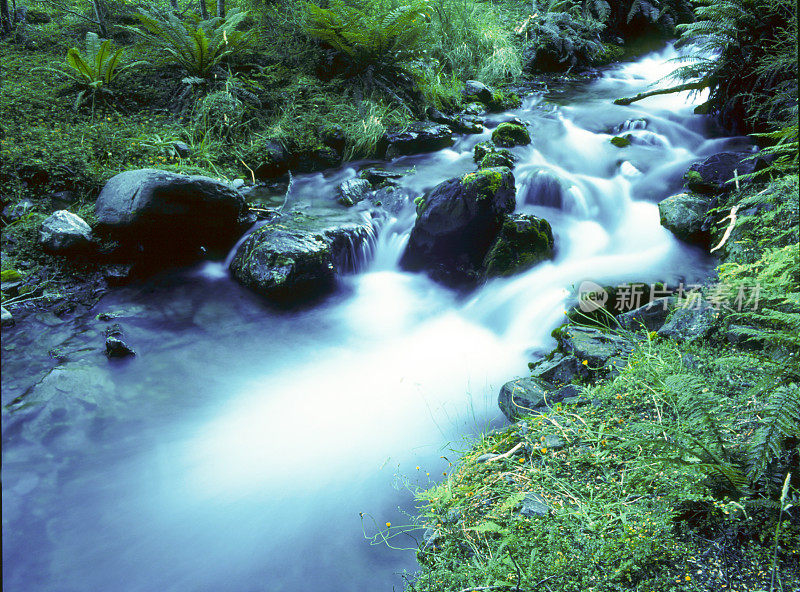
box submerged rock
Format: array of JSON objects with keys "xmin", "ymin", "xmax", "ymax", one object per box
[
  {"xmin": 658, "ymin": 192, "xmax": 711, "ymax": 247},
  {"xmin": 230, "ymin": 209, "xmax": 376, "ymax": 302},
  {"xmin": 95, "ymin": 169, "xmax": 245, "ymax": 262},
  {"xmin": 400, "ymin": 167, "xmax": 515, "ymax": 286},
  {"xmin": 38, "ymin": 210, "xmax": 92, "ymax": 252},
  {"xmin": 1, "ymin": 306, "xmax": 14, "ymax": 328},
  {"xmin": 483, "ymin": 213, "xmax": 554, "ymax": 278}
]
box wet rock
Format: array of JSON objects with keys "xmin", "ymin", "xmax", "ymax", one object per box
[
  {"xmin": 1, "ymin": 306, "xmax": 14, "ymax": 328},
  {"xmin": 498, "ymin": 377, "xmax": 574, "ymax": 421},
  {"xmin": 230, "ymin": 209, "xmax": 376, "ymax": 301},
  {"xmin": 463, "ymin": 102, "xmax": 488, "ymax": 116},
  {"xmin": 483, "ymin": 213, "xmax": 554, "ymax": 278},
  {"xmin": 105, "ymin": 336, "xmax": 135, "ymax": 358},
  {"xmin": 529, "ymin": 352, "xmax": 588, "ymax": 385},
  {"xmin": 359, "ymin": 168, "xmax": 404, "ymax": 188},
  {"xmin": 400, "ymin": 167, "xmax": 515, "ymax": 286},
  {"xmin": 610, "ymin": 135, "xmax": 631, "ymax": 148},
  {"xmin": 518, "ymin": 493, "xmax": 549, "ymax": 518},
  {"xmin": 559, "ymin": 326, "xmax": 633, "ymax": 367},
  {"xmin": 462, "ymin": 80, "xmax": 493, "ymax": 104},
  {"xmin": 291, "ymin": 146, "xmax": 341, "ymax": 173},
  {"xmin": 230, "ymin": 178, "xmax": 247, "ymax": 190},
  {"xmin": 522, "ymin": 170, "xmax": 564, "ymax": 208},
  {"xmin": 2, "ymin": 199, "xmax": 34, "ymax": 222},
  {"xmin": 49, "ymin": 190, "xmax": 76, "ymax": 210},
  {"xmin": 372, "ymin": 186, "xmax": 418, "ymax": 214},
  {"xmin": 658, "ymin": 192, "xmax": 711, "ymax": 247},
  {"xmin": 382, "ymin": 122, "xmax": 453, "ymax": 158},
  {"xmin": 658, "ymin": 300, "xmax": 718, "ymax": 343},
  {"xmin": 172, "ymin": 141, "xmax": 191, "ymax": 158},
  {"xmin": 95, "ymin": 169, "xmax": 245, "ymax": 262},
  {"xmin": 491, "ymin": 121, "xmax": 531, "ymax": 147},
  {"xmin": 38, "ymin": 210, "xmax": 92, "ymax": 252},
  {"xmin": 609, "ymin": 118, "xmax": 648, "ymax": 134},
  {"xmin": 616, "ymin": 297, "xmax": 676, "ymax": 332},
  {"xmin": 686, "ymin": 152, "xmax": 758, "ymax": 194},
  {"xmin": 428, "ymin": 108, "xmax": 484, "ymax": 134},
  {"xmin": 337, "ymin": 178, "xmax": 372, "ymax": 207}
]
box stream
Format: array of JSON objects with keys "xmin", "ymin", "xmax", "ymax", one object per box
[{"xmin": 2, "ymin": 44, "xmax": 750, "ymax": 592}]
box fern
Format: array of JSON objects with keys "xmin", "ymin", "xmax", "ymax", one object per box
[
  {"xmin": 126, "ymin": 8, "xmax": 250, "ymax": 78},
  {"xmin": 34, "ymin": 32, "xmax": 146, "ymax": 111},
  {"xmin": 747, "ymin": 385, "xmax": 800, "ymax": 487}
]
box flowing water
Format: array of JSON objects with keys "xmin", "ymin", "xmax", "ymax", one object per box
[{"xmin": 2, "ymin": 45, "xmax": 750, "ymax": 592}]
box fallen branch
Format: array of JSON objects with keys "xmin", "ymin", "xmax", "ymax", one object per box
[
  {"xmin": 613, "ymin": 82, "xmax": 707, "ymax": 106},
  {"xmin": 485, "ymin": 442, "xmax": 523, "ymax": 463},
  {"xmin": 709, "ymin": 205, "xmax": 739, "ymax": 254}
]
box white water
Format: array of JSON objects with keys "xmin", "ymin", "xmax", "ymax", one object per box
[{"xmin": 2, "ymin": 45, "xmax": 750, "ymax": 592}]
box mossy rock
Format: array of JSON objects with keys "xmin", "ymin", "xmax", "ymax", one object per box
[
  {"xmin": 483, "ymin": 213, "xmax": 554, "ymax": 278},
  {"xmin": 486, "ymin": 91, "xmax": 522, "ymax": 112},
  {"xmin": 491, "ymin": 122, "xmax": 531, "ymax": 147},
  {"xmin": 479, "ymin": 151, "xmax": 515, "ymax": 169},
  {"xmin": 473, "ymin": 141, "xmax": 497, "ymax": 163},
  {"xmin": 610, "ymin": 135, "xmax": 631, "ymax": 148}
]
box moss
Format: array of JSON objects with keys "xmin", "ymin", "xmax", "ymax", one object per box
[
  {"xmin": 684, "ymin": 170, "xmax": 704, "ymax": 185},
  {"xmin": 486, "ymin": 90, "xmax": 522, "ymax": 112},
  {"xmin": 473, "ymin": 140, "xmax": 496, "ymax": 163},
  {"xmin": 610, "ymin": 135, "xmax": 631, "ymax": 148},
  {"xmin": 461, "ymin": 167, "xmax": 510, "ymax": 200},
  {"xmin": 491, "ymin": 122, "xmax": 531, "ymax": 147},
  {"xmin": 479, "ymin": 150, "xmax": 515, "ymax": 169},
  {"xmin": 483, "ymin": 215, "xmax": 554, "ymax": 277}
]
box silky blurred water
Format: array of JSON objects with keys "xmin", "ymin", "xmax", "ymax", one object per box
[{"xmin": 2, "ymin": 44, "xmax": 746, "ymax": 592}]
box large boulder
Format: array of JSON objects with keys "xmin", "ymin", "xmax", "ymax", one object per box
[
  {"xmin": 38, "ymin": 210, "xmax": 92, "ymax": 252},
  {"xmin": 400, "ymin": 167, "xmax": 516, "ymax": 286},
  {"xmin": 229, "ymin": 209, "xmax": 376, "ymax": 302},
  {"xmin": 95, "ymin": 169, "xmax": 245, "ymax": 260},
  {"xmin": 382, "ymin": 122, "xmax": 454, "ymax": 158},
  {"xmin": 686, "ymin": 152, "xmax": 758, "ymax": 194},
  {"xmin": 483, "ymin": 213, "xmax": 554, "ymax": 278},
  {"xmin": 558, "ymin": 326, "xmax": 633, "ymax": 368},
  {"xmin": 616, "ymin": 297, "xmax": 676, "ymax": 332},
  {"xmin": 658, "ymin": 192, "xmax": 711, "ymax": 247},
  {"xmin": 462, "ymin": 80, "xmax": 493, "ymax": 104}
]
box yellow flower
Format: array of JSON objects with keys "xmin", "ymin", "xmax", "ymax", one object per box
[
  {"xmin": 541, "ymin": 448, "xmax": 548, "ymax": 453},
  {"xmin": 582, "ymin": 360, "xmax": 588, "ymax": 366},
  {"xmin": 385, "ymin": 522, "xmax": 391, "ymax": 528},
  {"xmin": 685, "ymin": 575, "xmax": 691, "ymax": 581}
]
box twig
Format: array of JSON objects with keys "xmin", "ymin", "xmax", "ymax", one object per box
[
  {"xmin": 485, "ymin": 442, "xmax": 523, "ymax": 463},
  {"xmin": 709, "ymin": 205, "xmax": 739, "ymax": 253}
]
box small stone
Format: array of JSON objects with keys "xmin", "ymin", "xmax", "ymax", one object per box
[
  {"xmin": 173, "ymin": 141, "xmax": 191, "ymax": 158},
  {"xmin": 519, "ymin": 493, "xmax": 549, "ymax": 518},
  {"xmin": 463, "ymin": 80, "xmax": 494, "ymax": 104},
  {"xmin": 230, "ymin": 178, "xmax": 246, "ymax": 190},
  {"xmin": 337, "ymin": 178, "xmax": 372, "ymax": 207},
  {"xmin": 1, "ymin": 306, "xmax": 15, "ymax": 328},
  {"xmin": 38, "ymin": 210, "xmax": 92, "ymax": 252},
  {"xmin": 544, "ymin": 434, "xmax": 565, "ymax": 451}
]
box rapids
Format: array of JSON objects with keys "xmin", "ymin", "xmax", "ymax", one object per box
[{"xmin": 2, "ymin": 44, "xmax": 750, "ymax": 592}]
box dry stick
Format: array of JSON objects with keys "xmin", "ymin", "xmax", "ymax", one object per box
[
  {"xmin": 709, "ymin": 205, "xmax": 740, "ymax": 254},
  {"xmin": 485, "ymin": 442, "xmax": 523, "ymax": 463},
  {"xmin": 613, "ymin": 81, "xmax": 707, "ymax": 105}
]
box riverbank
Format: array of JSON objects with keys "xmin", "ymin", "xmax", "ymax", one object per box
[{"xmin": 398, "ymin": 174, "xmax": 799, "ymax": 591}]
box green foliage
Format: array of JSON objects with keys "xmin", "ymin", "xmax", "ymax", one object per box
[
  {"xmin": 525, "ymin": 1, "xmax": 605, "ymax": 71},
  {"xmin": 35, "ymin": 32, "xmax": 144, "ymax": 110},
  {"xmin": 127, "ymin": 8, "xmax": 251, "ymax": 77},
  {"xmin": 423, "ymin": 0, "xmax": 522, "ymax": 85},
  {"xmin": 674, "ymin": 0, "xmax": 798, "ymax": 134}
]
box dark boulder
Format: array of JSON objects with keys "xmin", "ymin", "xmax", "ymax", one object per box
[
  {"xmin": 558, "ymin": 326, "xmax": 633, "ymax": 367},
  {"xmin": 686, "ymin": 152, "xmax": 758, "ymax": 194},
  {"xmin": 382, "ymin": 122, "xmax": 454, "ymax": 158},
  {"xmin": 38, "ymin": 210, "xmax": 92, "ymax": 252},
  {"xmin": 400, "ymin": 167, "xmax": 515, "ymax": 286},
  {"xmin": 529, "ymin": 352, "xmax": 588, "ymax": 385},
  {"xmin": 230, "ymin": 210, "xmax": 376, "ymax": 302},
  {"xmin": 483, "ymin": 213, "xmax": 554, "ymax": 278},
  {"xmin": 94, "ymin": 169, "xmax": 245, "ymax": 262},
  {"xmin": 658, "ymin": 192, "xmax": 711, "ymax": 247},
  {"xmin": 359, "ymin": 168, "xmax": 404, "ymax": 188}
]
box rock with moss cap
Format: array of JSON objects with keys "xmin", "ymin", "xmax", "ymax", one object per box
[
  {"xmin": 480, "ymin": 151, "xmax": 516, "ymax": 169},
  {"xmin": 491, "ymin": 121, "xmax": 531, "ymax": 147},
  {"xmin": 230, "ymin": 208, "xmax": 377, "ymax": 302},
  {"xmin": 400, "ymin": 167, "xmax": 516, "ymax": 287},
  {"xmin": 483, "ymin": 213, "xmax": 554, "ymax": 278}
]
